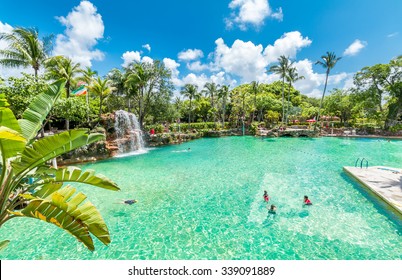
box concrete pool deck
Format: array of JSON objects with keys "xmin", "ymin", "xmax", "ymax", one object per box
[{"xmin": 343, "ymin": 166, "xmax": 402, "ymax": 218}]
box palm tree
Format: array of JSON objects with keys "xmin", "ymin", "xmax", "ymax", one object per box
[
  {"xmin": 45, "ymin": 56, "xmax": 82, "ymax": 98},
  {"xmin": 81, "ymin": 67, "xmax": 97, "ymax": 123},
  {"xmin": 269, "ymin": 55, "xmax": 293, "ymax": 125},
  {"xmin": 250, "ymin": 81, "xmax": 259, "ymax": 122},
  {"xmin": 180, "ymin": 84, "xmax": 199, "ymax": 125},
  {"xmin": 202, "ymin": 82, "xmax": 219, "ymax": 128},
  {"xmin": 0, "ymin": 80, "xmax": 119, "ymax": 251},
  {"xmin": 89, "ymin": 77, "xmax": 113, "ymax": 122},
  {"xmin": 315, "ymin": 52, "xmax": 341, "ymax": 126},
  {"xmin": 0, "ymin": 27, "xmax": 53, "ymax": 80},
  {"xmin": 238, "ymin": 89, "xmax": 248, "ymax": 135},
  {"xmin": 45, "ymin": 55, "xmax": 82, "ymax": 130},
  {"xmin": 218, "ymin": 85, "xmax": 230, "ymax": 128},
  {"xmin": 285, "ymin": 67, "xmax": 304, "ymax": 124},
  {"xmin": 124, "ymin": 63, "xmax": 150, "ymax": 126}
]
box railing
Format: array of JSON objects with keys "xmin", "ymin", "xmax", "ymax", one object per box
[{"xmin": 355, "ymin": 158, "xmax": 369, "ymax": 169}]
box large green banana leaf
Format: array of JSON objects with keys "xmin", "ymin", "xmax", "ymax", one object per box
[
  {"xmin": 12, "ymin": 129, "xmax": 104, "ymax": 176},
  {"xmin": 0, "ymin": 127, "xmax": 26, "ymax": 164},
  {"xmin": 0, "ymin": 107, "xmax": 26, "ymax": 163},
  {"xmin": 18, "ymin": 79, "xmax": 65, "ymax": 142},
  {"xmin": 11, "ymin": 185, "xmax": 111, "ymax": 251},
  {"xmin": 36, "ymin": 166, "xmax": 119, "ymax": 191}
]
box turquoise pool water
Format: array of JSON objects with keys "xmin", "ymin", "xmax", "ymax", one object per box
[{"xmin": 1, "ymin": 136, "xmax": 401, "ymax": 259}]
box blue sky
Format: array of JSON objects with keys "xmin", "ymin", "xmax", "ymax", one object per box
[{"xmin": 0, "ymin": 0, "xmax": 401, "ymax": 97}]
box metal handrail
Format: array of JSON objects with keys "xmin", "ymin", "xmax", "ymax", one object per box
[
  {"xmin": 361, "ymin": 158, "xmax": 369, "ymax": 169},
  {"xmin": 355, "ymin": 158, "xmax": 360, "ymax": 167},
  {"xmin": 355, "ymin": 157, "xmax": 369, "ymax": 169}
]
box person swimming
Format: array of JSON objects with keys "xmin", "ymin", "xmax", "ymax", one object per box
[
  {"xmin": 123, "ymin": 199, "xmax": 137, "ymax": 205},
  {"xmin": 268, "ymin": 204, "xmax": 277, "ymax": 214},
  {"xmin": 303, "ymin": 195, "xmax": 312, "ymax": 205},
  {"xmin": 263, "ymin": 190, "xmax": 269, "ymax": 202}
]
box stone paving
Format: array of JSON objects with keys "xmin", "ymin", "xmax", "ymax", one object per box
[{"xmin": 343, "ymin": 166, "xmax": 402, "ymax": 217}]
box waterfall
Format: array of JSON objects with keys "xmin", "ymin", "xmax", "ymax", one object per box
[{"xmin": 114, "ymin": 110, "xmax": 145, "ymax": 154}]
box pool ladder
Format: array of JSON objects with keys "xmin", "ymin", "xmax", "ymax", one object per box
[{"xmin": 355, "ymin": 158, "xmax": 369, "ymax": 169}]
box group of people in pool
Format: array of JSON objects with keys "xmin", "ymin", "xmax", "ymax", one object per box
[{"xmin": 263, "ymin": 190, "xmax": 312, "ymax": 215}]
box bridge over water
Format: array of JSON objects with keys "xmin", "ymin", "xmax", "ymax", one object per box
[{"xmin": 257, "ymin": 128, "xmax": 319, "ymax": 137}]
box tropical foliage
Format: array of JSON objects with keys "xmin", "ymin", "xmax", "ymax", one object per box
[{"xmin": 0, "ymin": 80, "xmax": 119, "ymax": 251}]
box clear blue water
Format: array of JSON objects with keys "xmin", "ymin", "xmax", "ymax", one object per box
[{"xmin": 1, "ymin": 136, "xmax": 401, "ymax": 259}]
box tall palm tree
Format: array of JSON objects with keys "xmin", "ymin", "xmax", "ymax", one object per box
[
  {"xmin": 180, "ymin": 84, "xmax": 199, "ymax": 125},
  {"xmin": 81, "ymin": 67, "xmax": 97, "ymax": 123},
  {"xmin": 218, "ymin": 85, "xmax": 230, "ymax": 128},
  {"xmin": 45, "ymin": 55, "xmax": 82, "ymax": 130},
  {"xmin": 124, "ymin": 63, "xmax": 150, "ymax": 126},
  {"xmin": 0, "ymin": 27, "xmax": 53, "ymax": 80},
  {"xmin": 250, "ymin": 81, "xmax": 259, "ymax": 122},
  {"xmin": 315, "ymin": 52, "xmax": 341, "ymax": 126},
  {"xmin": 285, "ymin": 67, "xmax": 304, "ymax": 124},
  {"xmin": 81, "ymin": 66, "xmax": 97, "ymax": 86},
  {"xmin": 269, "ymin": 55, "xmax": 293, "ymax": 125},
  {"xmin": 89, "ymin": 77, "xmax": 113, "ymax": 122},
  {"xmin": 202, "ymin": 82, "xmax": 219, "ymax": 128}
]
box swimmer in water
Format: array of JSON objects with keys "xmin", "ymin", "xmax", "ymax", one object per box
[
  {"xmin": 268, "ymin": 204, "xmax": 277, "ymax": 214},
  {"xmin": 303, "ymin": 195, "xmax": 312, "ymax": 206},
  {"xmin": 263, "ymin": 190, "xmax": 269, "ymax": 202},
  {"xmin": 118, "ymin": 199, "xmax": 137, "ymax": 205}
]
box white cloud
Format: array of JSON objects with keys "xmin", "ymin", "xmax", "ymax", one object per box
[
  {"xmin": 213, "ymin": 38, "xmax": 267, "ymax": 82},
  {"xmin": 211, "ymin": 32, "xmax": 311, "ymax": 83},
  {"xmin": 163, "ymin": 58, "xmax": 182, "ymax": 87},
  {"xmin": 142, "ymin": 56, "xmax": 154, "ymax": 64},
  {"xmin": 387, "ymin": 32, "xmax": 399, "ymax": 38},
  {"xmin": 121, "ymin": 51, "xmax": 141, "ymax": 67},
  {"xmin": 181, "ymin": 72, "xmax": 237, "ymax": 90},
  {"xmin": 121, "ymin": 51, "xmax": 154, "ymax": 67},
  {"xmin": 264, "ymin": 31, "xmax": 312, "ymax": 64},
  {"xmin": 342, "ymin": 73, "xmax": 355, "ymax": 90},
  {"xmin": 0, "ymin": 21, "xmax": 29, "ymax": 78},
  {"xmin": 266, "ymin": 59, "xmax": 350, "ymax": 98},
  {"xmin": 0, "ymin": 21, "xmax": 13, "ymax": 50},
  {"xmin": 142, "ymin": 44, "xmax": 151, "ymax": 52},
  {"xmin": 343, "ymin": 39, "xmax": 367, "ymax": 56},
  {"xmin": 226, "ymin": 0, "xmax": 283, "ymax": 30},
  {"xmin": 54, "ymin": 0, "xmax": 105, "ymax": 67},
  {"xmin": 178, "ymin": 49, "xmax": 204, "ymax": 61},
  {"xmin": 187, "ymin": 61, "xmax": 209, "ymax": 72}
]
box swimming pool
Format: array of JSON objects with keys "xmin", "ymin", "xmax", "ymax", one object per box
[{"xmin": 0, "ymin": 136, "xmax": 401, "ymax": 259}]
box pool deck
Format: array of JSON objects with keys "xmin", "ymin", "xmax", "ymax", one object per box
[{"xmin": 343, "ymin": 166, "xmax": 402, "ymax": 217}]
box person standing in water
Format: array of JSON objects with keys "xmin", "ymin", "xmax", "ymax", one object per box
[
  {"xmin": 263, "ymin": 190, "xmax": 269, "ymax": 202},
  {"xmin": 303, "ymin": 195, "xmax": 312, "ymax": 205}
]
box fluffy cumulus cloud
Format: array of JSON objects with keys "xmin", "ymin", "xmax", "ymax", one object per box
[
  {"xmin": 264, "ymin": 31, "xmax": 312, "ymax": 64},
  {"xmin": 213, "ymin": 38, "xmax": 267, "ymax": 82},
  {"xmin": 211, "ymin": 32, "xmax": 311, "ymax": 83},
  {"xmin": 226, "ymin": 0, "xmax": 283, "ymax": 30},
  {"xmin": 142, "ymin": 44, "xmax": 151, "ymax": 52},
  {"xmin": 343, "ymin": 39, "xmax": 367, "ymax": 56},
  {"xmin": 121, "ymin": 51, "xmax": 141, "ymax": 67},
  {"xmin": 163, "ymin": 58, "xmax": 182, "ymax": 87},
  {"xmin": 181, "ymin": 72, "xmax": 237, "ymax": 90},
  {"xmin": 186, "ymin": 61, "xmax": 209, "ymax": 72},
  {"xmin": 121, "ymin": 51, "xmax": 154, "ymax": 67},
  {"xmin": 288, "ymin": 59, "xmax": 350, "ymax": 97},
  {"xmin": 53, "ymin": 1, "xmax": 105, "ymax": 67},
  {"xmin": 178, "ymin": 49, "xmax": 204, "ymax": 61}
]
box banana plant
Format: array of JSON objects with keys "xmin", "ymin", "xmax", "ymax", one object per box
[{"xmin": 0, "ymin": 79, "xmax": 120, "ymax": 251}]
